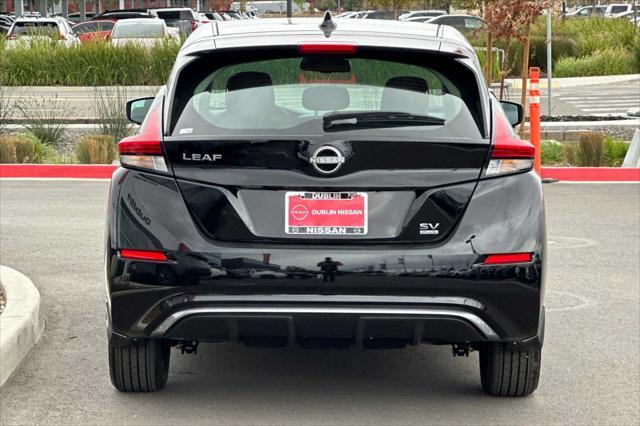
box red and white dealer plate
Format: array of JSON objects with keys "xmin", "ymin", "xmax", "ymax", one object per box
[{"xmin": 285, "ymin": 192, "xmax": 368, "ymax": 235}]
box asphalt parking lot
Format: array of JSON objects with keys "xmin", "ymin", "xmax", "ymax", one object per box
[{"xmin": 0, "ymin": 180, "xmax": 638, "ymax": 425}]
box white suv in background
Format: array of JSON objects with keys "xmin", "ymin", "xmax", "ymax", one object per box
[
  {"xmin": 604, "ymin": 3, "xmax": 635, "ymax": 17},
  {"xmin": 6, "ymin": 16, "xmax": 78, "ymax": 47}
]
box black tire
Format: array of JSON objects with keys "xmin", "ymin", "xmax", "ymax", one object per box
[
  {"xmin": 109, "ymin": 338, "xmax": 170, "ymax": 392},
  {"xmin": 479, "ymin": 342, "xmax": 541, "ymax": 397}
]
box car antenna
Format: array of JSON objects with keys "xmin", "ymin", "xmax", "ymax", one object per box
[{"xmin": 319, "ymin": 10, "xmax": 336, "ymax": 38}]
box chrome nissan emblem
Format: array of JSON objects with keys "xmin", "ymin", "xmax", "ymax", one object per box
[{"xmin": 310, "ymin": 145, "xmax": 345, "ymax": 174}]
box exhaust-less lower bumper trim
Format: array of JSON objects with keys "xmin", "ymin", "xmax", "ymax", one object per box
[{"xmin": 151, "ymin": 306, "xmax": 499, "ymax": 340}]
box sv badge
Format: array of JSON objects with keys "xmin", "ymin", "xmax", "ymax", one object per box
[{"xmin": 419, "ymin": 223, "xmax": 440, "ymax": 235}]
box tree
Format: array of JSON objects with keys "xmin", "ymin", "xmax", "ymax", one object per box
[
  {"xmin": 370, "ymin": 0, "xmax": 420, "ymax": 18},
  {"xmin": 483, "ymin": 1, "xmax": 552, "ymax": 136}
]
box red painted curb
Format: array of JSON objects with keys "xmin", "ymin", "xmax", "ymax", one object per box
[
  {"xmin": 0, "ymin": 164, "xmax": 117, "ymax": 179},
  {"xmin": 541, "ymin": 167, "xmax": 640, "ymax": 182},
  {"xmin": 1, "ymin": 164, "xmax": 639, "ymax": 182}
]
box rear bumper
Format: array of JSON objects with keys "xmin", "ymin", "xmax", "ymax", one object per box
[
  {"xmin": 106, "ymin": 169, "xmax": 546, "ymax": 345},
  {"xmin": 150, "ymin": 296, "xmax": 500, "ymax": 345}
]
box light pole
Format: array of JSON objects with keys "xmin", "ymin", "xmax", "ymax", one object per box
[{"xmin": 465, "ymin": 235, "xmax": 478, "ymax": 255}]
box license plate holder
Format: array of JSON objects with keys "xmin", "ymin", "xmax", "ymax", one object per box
[{"xmin": 285, "ymin": 192, "xmax": 368, "ymax": 235}]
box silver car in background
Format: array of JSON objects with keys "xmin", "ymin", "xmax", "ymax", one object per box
[{"xmin": 110, "ymin": 18, "xmax": 177, "ymax": 48}]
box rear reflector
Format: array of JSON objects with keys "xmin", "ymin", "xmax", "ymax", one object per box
[
  {"xmin": 483, "ymin": 253, "xmax": 532, "ymax": 265},
  {"xmin": 119, "ymin": 249, "xmax": 168, "ymax": 262},
  {"xmin": 298, "ymin": 43, "xmax": 358, "ymax": 55}
]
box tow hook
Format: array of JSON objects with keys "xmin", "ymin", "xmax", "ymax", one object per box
[
  {"xmin": 179, "ymin": 340, "xmax": 199, "ymax": 354},
  {"xmin": 452, "ymin": 344, "xmax": 471, "ymax": 357}
]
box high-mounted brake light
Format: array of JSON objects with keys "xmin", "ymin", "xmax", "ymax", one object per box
[
  {"xmin": 119, "ymin": 249, "xmax": 168, "ymax": 262},
  {"xmin": 117, "ymin": 104, "xmax": 168, "ymax": 172},
  {"xmin": 485, "ymin": 109, "xmax": 535, "ymax": 177},
  {"xmin": 483, "ymin": 253, "xmax": 532, "ymax": 265},
  {"xmin": 298, "ymin": 43, "xmax": 358, "ymax": 55}
]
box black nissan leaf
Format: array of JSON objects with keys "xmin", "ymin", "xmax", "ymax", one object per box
[{"xmin": 106, "ymin": 15, "xmax": 545, "ymax": 396}]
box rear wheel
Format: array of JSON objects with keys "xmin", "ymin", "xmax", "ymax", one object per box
[
  {"xmin": 109, "ymin": 338, "xmax": 170, "ymax": 392},
  {"xmin": 479, "ymin": 342, "xmax": 541, "ymax": 397}
]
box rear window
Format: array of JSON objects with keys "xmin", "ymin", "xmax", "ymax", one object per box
[
  {"xmin": 12, "ymin": 21, "xmax": 59, "ymax": 35},
  {"xmin": 74, "ymin": 21, "xmax": 114, "ymax": 34},
  {"xmin": 170, "ymin": 50, "xmax": 485, "ymax": 139},
  {"xmin": 610, "ymin": 6, "xmax": 628, "ymax": 14},
  {"xmin": 155, "ymin": 10, "xmax": 195, "ymax": 20},
  {"xmin": 112, "ymin": 21, "xmax": 163, "ymax": 38}
]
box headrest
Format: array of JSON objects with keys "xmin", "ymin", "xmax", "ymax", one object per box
[
  {"xmin": 302, "ymin": 86, "xmax": 350, "ymax": 112},
  {"xmin": 226, "ymin": 71, "xmax": 273, "ymax": 91},
  {"xmin": 384, "ymin": 76, "xmax": 428, "ymax": 93},
  {"xmin": 380, "ymin": 76, "xmax": 429, "ymax": 113},
  {"xmin": 225, "ymin": 72, "xmax": 275, "ymax": 112}
]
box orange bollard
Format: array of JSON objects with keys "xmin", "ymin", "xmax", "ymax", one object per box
[{"xmin": 528, "ymin": 67, "xmax": 542, "ymax": 175}]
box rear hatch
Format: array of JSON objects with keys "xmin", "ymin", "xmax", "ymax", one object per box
[{"xmin": 163, "ymin": 46, "xmax": 489, "ymax": 244}]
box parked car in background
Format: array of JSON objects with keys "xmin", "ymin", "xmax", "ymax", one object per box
[
  {"xmin": 399, "ymin": 10, "xmax": 447, "ymax": 20},
  {"xmin": 110, "ymin": 18, "xmax": 172, "ymax": 48},
  {"xmin": 91, "ymin": 9, "xmax": 154, "ymax": 21},
  {"xmin": 426, "ymin": 14, "xmax": 484, "ymax": 33},
  {"xmin": 604, "ymin": 3, "xmax": 635, "ymax": 17},
  {"xmin": 361, "ymin": 10, "xmax": 396, "ymax": 19},
  {"xmin": 336, "ymin": 11, "xmax": 359, "ymax": 18},
  {"xmin": 199, "ymin": 11, "xmax": 224, "ymax": 22},
  {"xmin": 220, "ymin": 10, "xmax": 244, "ymax": 20},
  {"xmin": 0, "ymin": 14, "xmax": 14, "ymax": 27},
  {"xmin": 149, "ymin": 7, "xmax": 199, "ymax": 36},
  {"xmin": 6, "ymin": 16, "xmax": 78, "ymax": 47},
  {"xmin": 72, "ymin": 20, "xmax": 114, "ymax": 42},
  {"xmin": 566, "ymin": 5, "xmax": 607, "ymax": 18},
  {"xmin": 66, "ymin": 11, "xmax": 97, "ymax": 24},
  {"xmin": 404, "ymin": 15, "xmax": 439, "ymax": 23}
]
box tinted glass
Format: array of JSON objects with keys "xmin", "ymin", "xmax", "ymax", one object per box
[
  {"xmin": 112, "ymin": 21, "xmax": 164, "ymax": 38},
  {"xmin": 12, "ymin": 21, "xmax": 59, "ymax": 35},
  {"xmin": 171, "ymin": 52, "xmax": 484, "ymax": 139},
  {"xmin": 156, "ymin": 10, "xmax": 194, "ymax": 20},
  {"xmin": 75, "ymin": 21, "xmax": 114, "ymax": 33}
]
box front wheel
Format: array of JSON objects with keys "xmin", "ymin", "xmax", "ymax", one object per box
[
  {"xmin": 109, "ymin": 338, "xmax": 171, "ymax": 392},
  {"xmin": 479, "ymin": 342, "xmax": 541, "ymax": 397}
]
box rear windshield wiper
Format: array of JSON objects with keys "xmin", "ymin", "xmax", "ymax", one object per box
[{"xmin": 323, "ymin": 111, "xmax": 445, "ymax": 132}]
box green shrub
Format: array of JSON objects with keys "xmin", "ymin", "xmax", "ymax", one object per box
[
  {"xmin": 554, "ymin": 48, "xmax": 638, "ymax": 77},
  {"xmin": 0, "ymin": 133, "xmax": 39, "ymax": 163},
  {"xmin": 547, "ymin": 17, "xmax": 636, "ymax": 57},
  {"xmin": 93, "ymin": 87, "xmax": 135, "ymax": 141},
  {"xmin": 13, "ymin": 133, "xmax": 37, "ymax": 163},
  {"xmin": 541, "ymin": 140, "xmax": 564, "ymax": 165},
  {"xmin": 14, "ymin": 95, "xmax": 73, "ymax": 146},
  {"xmin": 32, "ymin": 140, "xmax": 61, "ymax": 163},
  {"xmin": 0, "ymin": 86, "xmax": 12, "ymax": 135},
  {"xmin": 0, "ymin": 136, "xmax": 17, "ymax": 163},
  {"xmin": 564, "ymin": 133, "xmax": 605, "ymax": 167},
  {"xmin": 603, "ymin": 137, "xmax": 629, "ymax": 167},
  {"xmin": 0, "ymin": 39, "xmax": 180, "ymax": 86},
  {"xmin": 75, "ymin": 135, "xmax": 116, "ymax": 164}
]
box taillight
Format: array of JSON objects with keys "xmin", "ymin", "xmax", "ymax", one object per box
[
  {"xmin": 117, "ymin": 104, "xmax": 168, "ymax": 172},
  {"xmin": 191, "ymin": 20, "xmax": 198, "ymax": 31},
  {"xmin": 482, "ymin": 253, "xmax": 532, "ymax": 265},
  {"xmin": 485, "ymin": 109, "xmax": 535, "ymax": 177},
  {"xmin": 298, "ymin": 43, "xmax": 358, "ymax": 55},
  {"xmin": 119, "ymin": 249, "xmax": 168, "ymax": 262}
]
